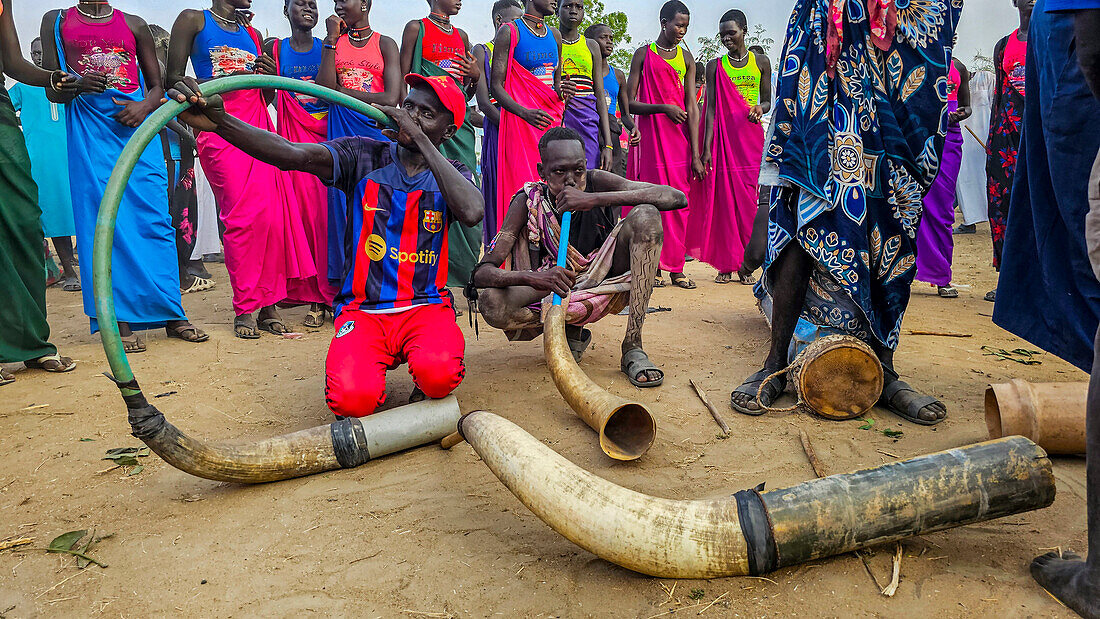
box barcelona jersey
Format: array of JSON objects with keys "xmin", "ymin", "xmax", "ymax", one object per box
[{"xmin": 323, "ymin": 137, "xmax": 472, "ymax": 316}]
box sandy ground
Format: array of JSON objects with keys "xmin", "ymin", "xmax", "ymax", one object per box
[{"xmin": 0, "ymin": 222, "xmax": 1089, "ymax": 618}]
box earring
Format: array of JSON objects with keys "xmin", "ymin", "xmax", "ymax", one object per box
[{"xmin": 361, "ymin": 4, "xmax": 367, "ymax": 11}]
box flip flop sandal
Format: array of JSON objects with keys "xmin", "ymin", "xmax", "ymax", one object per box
[
  {"xmin": 1, "ymin": 368, "xmax": 16, "ymax": 386},
  {"xmin": 984, "ymin": 290, "xmax": 996, "ymax": 302},
  {"xmin": 669, "ymin": 275, "xmax": 697, "ymax": 290},
  {"xmin": 304, "ymin": 308, "xmax": 327, "ymax": 328},
  {"xmin": 120, "ymin": 334, "xmax": 147, "ymax": 354},
  {"xmin": 166, "ymin": 324, "xmax": 210, "ymax": 343},
  {"xmin": 258, "ymin": 318, "xmax": 288, "ymax": 336},
  {"xmin": 620, "ymin": 348, "xmax": 664, "ymax": 388},
  {"xmin": 653, "ymin": 277, "xmax": 666, "ymax": 288},
  {"xmin": 737, "ymin": 272, "xmax": 757, "ymax": 285},
  {"xmin": 24, "ymin": 354, "xmax": 77, "ymax": 373},
  {"xmin": 879, "ymin": 370, "xmax": 946, "ymax": 426},
  {"xmin": 566, "ymin": 328, "xmax": 593, "ymax": 362},
  {"xmin": 714, "ymin": 273, "xmax": 733, "ymax": 284},
  {"xmin": 937, "ymin": 286, "xmax": 959, "ymax": 298},
  {"xmin": 62, "ymin": 277, "xmax": 81, "ymax": 292},
  {"xmin": 181, "ymin": 276, "xmax": 215, "ymax": 295},
  {"xmin": 729, "ymin": 369, "xmax": 787, "ymax": 416},
  {"xmin": 234, "ymin": 317, "xmax": 261, "ymax": 340}
]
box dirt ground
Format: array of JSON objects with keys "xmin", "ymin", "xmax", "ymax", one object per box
[{"xmin": 0, "ymin": 222, "xmax": 1088, "ymax": 618}]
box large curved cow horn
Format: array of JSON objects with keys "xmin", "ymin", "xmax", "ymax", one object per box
[
  {"xmin": 543, "ymin": 304, "xmax": 656, "ymax": 460},
  {"xmin": 126, "ymin": 394, "xmax": 462, "ymax": 484},
  {"xmin": 458, "ymin": 411, "xmax": 1055, "ymax": 578}
]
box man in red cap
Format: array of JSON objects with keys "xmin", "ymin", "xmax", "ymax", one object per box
[{"xmin": 166, "ymin": 73, "xmax": 484, "ymax": 417}]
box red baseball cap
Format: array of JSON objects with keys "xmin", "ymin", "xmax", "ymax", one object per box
[{"xmin": 404, "ymin": 73, "xmax": 466, "ymax": 128}]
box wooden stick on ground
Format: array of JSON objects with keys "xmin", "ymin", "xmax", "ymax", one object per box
[
  {"xmin": 689, "ymin": 379, "xmax": 730, "ymax": 438},
  {"xmin": 907, "ymin": 330, "xmax": 973, "ymax": 338},
  {"xmin": 440, "ymin": 432, "xmax": 465, "ymax": 450},
  {"xmin": 880, "ymin": 542, "xmax": 903, "ymax": 596},
  {"xmin": 798, "ymin": 428, "xmax": 828, "ymax": 478}
]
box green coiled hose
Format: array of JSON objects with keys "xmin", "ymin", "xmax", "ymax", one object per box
[{"xmin": 94, "ymin": 75, "xmax": 389, "ymax": 398}]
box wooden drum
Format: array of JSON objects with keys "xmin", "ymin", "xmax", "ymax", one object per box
[{"xmin": 790, "ymin": 335, "xmax": 883, "ymax": 420}]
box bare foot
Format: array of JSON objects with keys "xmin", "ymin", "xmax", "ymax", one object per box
[{"xmin": 1030, "ymin": 551, "xmax": 1100, "ymax": 618}]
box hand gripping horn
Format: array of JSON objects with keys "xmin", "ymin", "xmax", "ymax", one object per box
[
  {"xmin": 94, "ymin": 75, "xmax": 459, "ymax": 483},
  {"xmin": 458, "ymin": 411, "xmax": 1056, "ymax": 577},
  {"xmin": 542, "ymin": 212, "xmax": 656, "ymax": 461}
]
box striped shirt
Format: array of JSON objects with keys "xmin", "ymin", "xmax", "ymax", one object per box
[{"xmin": 323, "ymin": 137, "xmax": 473, "ymax": 315}]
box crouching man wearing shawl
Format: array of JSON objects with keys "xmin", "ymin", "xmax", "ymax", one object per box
[
  {"xmin": 472, "ymin": 127, "xmax": 686, "ymax": 388},
  {"xmin": 729, "ymin": 0, "xmax": 961, "ymax": 425}
]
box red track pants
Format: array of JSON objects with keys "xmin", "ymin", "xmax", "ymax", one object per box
[{"xmin": 325, "ymin": 303, "xmax": 466, "ymax": 417}]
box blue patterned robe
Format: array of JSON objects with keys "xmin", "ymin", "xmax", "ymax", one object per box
[{"xmin": 757, "ymin": 0, "xmax": 962, "ymax": 351}]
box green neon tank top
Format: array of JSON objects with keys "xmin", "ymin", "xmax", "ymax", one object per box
[
  {"xmin": 562, "ymin": 37, "xmax": 594, "ymax": 93},
  {"xmin": 721, "ymin": 52, "xmax": 761, "ymax": 107},
  {"xmin": 650, "ymin": 43, "xmax": 685, "ymax": 85}
]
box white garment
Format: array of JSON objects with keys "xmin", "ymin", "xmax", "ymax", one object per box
[
  {"xmin": 191, "ymin": 160, "xmax": 222, "ymax": 259},
  {"xmin": 957, "ymin": 70, "xmax": 994, "ymax": 225}
]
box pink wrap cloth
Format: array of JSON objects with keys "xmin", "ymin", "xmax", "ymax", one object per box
[
  {"xmin": 196, "ymin": 88, "xmax": 316, "ymax": 315},
  {"xmin": 827, "ymin": 0, "xmax": 896, "ymax": 75},
  {"xmin": 274, "ymin": 49, "xmax": 337, "ymax": 305},
  {"xmin": 495, "ymin": 23, "xmax": 564, "ymax": 239},
  {"xmin": 687, "ymin": 68, "xmax": 764, "ymax": 273},
  {"xmin": 626, "ymin": 48, "xmax": 692, "ymax": 273}
]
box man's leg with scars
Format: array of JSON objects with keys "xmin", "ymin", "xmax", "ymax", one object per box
[
  {"xmin": 325, "ymin": 311, "xmax": 393, "ymax": 417},
  {"xmin": 607, "ymin": 204, "xmax": 664, "ymax": 385},
  {"xmin": 401, "ymin": 304, "xmax": 467, "ymax": 399}
]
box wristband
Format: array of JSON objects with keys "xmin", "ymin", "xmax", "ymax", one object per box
[
  {"xmin": 603, "ymin": 144, "xmax": 613, "ymax": 150},
  {"xmin": 48, "ymin": 70, "xmax": 65, "ymax": 93},
  {"xmin": 323, "ymin": 43, "xmax": 337, "ymax": 50}
]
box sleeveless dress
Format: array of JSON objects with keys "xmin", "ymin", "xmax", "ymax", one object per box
[
  {"xmin": 190, "ymin": 10, "xmax": 316, "ymax": 315},
  {"xmin": 56, "ymin": 7, "xmax": 187, "ymax": 332},
  {"xmin": 275, "ymin": 36, "xmax": 337, "ymax": 304},
  {"xmin": 560, "ymin": 37, "xmax": 600, "ymax": 168},
  {"xmin": 914, "ymin": 60, "xmax": 964, "ymax": 287},
  {"xmin": 409, "ymin": 18, "xmax": 482, "ymax": 287},
  {"xmin": 0, "ymin": 3, "xmax": 57, "ymax": 360},
  {"xmin": 987, "ymin": 30, "xmax": 1026, "ymax": 268},
  {"xmin": 326, "ymin": 31, "xmax": 388, "ymax": 282},
  {"xmin": 7, "ymin": 83, "xmax": 74, "ymax": 238},
  {"xmin": 626, "ymin": 44, "xmax": 692, "ymax": 273},
  {"xmin": 493, "ymin": 19, "xmax": 563, "ymax": 239},
  {"xmin": 479, "ymin": 41, "xmax": 500, "ymax": 242},
  {"xmin": 686, "ymin": 52, "xmax": 764, "ymax": 274}
]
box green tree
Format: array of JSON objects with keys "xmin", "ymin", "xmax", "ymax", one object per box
[
  {"xmin": 971, "ymin": 50, "xmax": 995, "ymax": 73},
  {"xmin": 694, "ymin": 34, "xmax": 721, "ymax": 64},
  {"xmin": 745, "ymin": 24, "xmax": 774, "ymax": 55},
  {"xmin": 692, "ymin": 24, "xmax": 773, "ymax": 65},
  {"xmin": 547, "ymin": 0, "xmax": 634, "ymax": 69}
]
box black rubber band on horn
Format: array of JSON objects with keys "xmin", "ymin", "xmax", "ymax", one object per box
[
  {"xmin": 128, "ymin": 402, "xmax": 167, "ymax": 441},
  {"xmin": 734, "ymin": 486, "xmax": 779, "ymax": 575},
  {"xmin": 331, "ymin": 417, "xmax": 371, "ymax": 468}
]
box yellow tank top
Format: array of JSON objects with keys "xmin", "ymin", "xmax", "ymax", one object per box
[
  {"xmin": 562, "ymin": 37, "xmax": 594, "ymax": 94},
  {"xmin": 721, "ymin": 52, "xmax": 761, "ymax": 107},
  {"xmin": 650, "ymin": 43, "xmax": 685, "ymax": 85}
]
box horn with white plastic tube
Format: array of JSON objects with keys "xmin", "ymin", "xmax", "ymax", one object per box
[
  {"xmin": 458, "ymin": 411, "xmax": 1056, "ymax": 577},
  {"xmin": 128, "ymin": 395, "xmax": 462, "ymax": 484}
]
